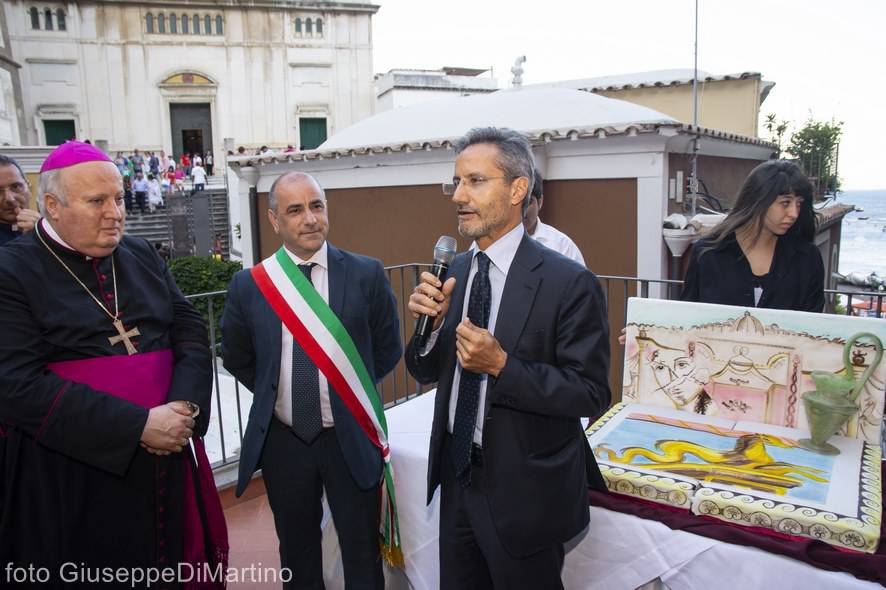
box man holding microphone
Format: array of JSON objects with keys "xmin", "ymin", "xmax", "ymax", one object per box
[{"xmin": 406, "ymin": 127, "xmax": 611, "ymax": 589}]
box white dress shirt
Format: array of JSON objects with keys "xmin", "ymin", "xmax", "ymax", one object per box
[
  {"xmin": 191, "ymin": 166, "xmax": 207, "ymax": 185},
  {"xmin": 532, "ymin": 220, "xmax": 585, "ymax": 266},
  {"xmin": 275, "ymin": 242, "xmax": 334, "ymax": 427},
  {"xmin": 434, "ymin": 223, "xmax": 524, "ymax": 445}
]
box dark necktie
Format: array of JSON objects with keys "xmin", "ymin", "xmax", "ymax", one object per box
[
  {"xmin": 451, "ymin": 251, "xmax": 491, "ymax": 487},
  {"xmin": 291, "ymin": 263, "xmax": 323, "ymax": 443}
]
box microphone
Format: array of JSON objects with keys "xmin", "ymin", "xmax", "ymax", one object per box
[{"xmin": 413, "ymin": 236, "xmax": 457, "ymax": 348}]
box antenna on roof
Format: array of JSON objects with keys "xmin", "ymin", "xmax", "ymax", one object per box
[{"xmin": 511, "ymin": 56, "xmax": 526, "ymax": 88}]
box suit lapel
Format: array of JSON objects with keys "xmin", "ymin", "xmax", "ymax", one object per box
[
  {"xmin": 491, "ymin": 234, "xmax": 542, "ymax": 361},
  {"xmin": 251, "ymin": 270, "xmax": 283, "ymax": 377},
  {"xmin": 327, "ymin": 243, "xmax": 346, "ymax": 319}
]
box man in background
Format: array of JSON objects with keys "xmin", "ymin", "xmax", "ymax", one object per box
[
  {"xmin": 0, "ymin": 155, "xmax": 40, "ymax": 246},
  {"xmin": 148, "ymin": 151, "xmax": 160, "ymax": 177},
  {"xmin": 131, "ymin": 148, "xmax": 144, "ymax": 175},
  {"xmin": 132, "ymin": 170, "xmax": 148, "ymax": 215},
  {"xmin": 191, "ymin": 161, "xmax": 208, "ymax": 193},
  {"xmin": 523, "ymin": 169, "xmax": 585, "ymax": 266}
]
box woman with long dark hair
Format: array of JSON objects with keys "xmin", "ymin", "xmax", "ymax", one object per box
[{"xmin": 680, "ymin": 159, "xmax": 824, "ymax": 312}]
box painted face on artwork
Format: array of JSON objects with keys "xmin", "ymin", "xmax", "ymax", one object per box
[
  {"xmin": 268, "ymin": 175, "xmax": 329, "ymax": 259},
  {"xmin": 43, "ymin": 161, "xmax": 126, "ymax": 258},
  {"xmin": 451, "ymin": 143, "xmax": 528, "ymax": 250},
  {"xmin": 763, "ymin": 192, "xmax": 803, "ymax": 236},
  {"xmin": 649, "ymin": 349, "xmax": 710, "ymax": 409},
  {"xmin": 0, "ymin": 164, "xmax": 30, "ymax": 224}
]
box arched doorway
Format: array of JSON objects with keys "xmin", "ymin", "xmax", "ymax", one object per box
[{"xmin": 158, "ymin": 72, "xmax": 217, "ymax": 163}]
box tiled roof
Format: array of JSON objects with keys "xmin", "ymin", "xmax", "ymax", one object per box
[
  {"xmin": 526, "ymin": 70, "xmax": 759, "ymax": 91},
  {"xmin": 528, "ymin": 70, "xmax": 775, "ymax": 104},
  {"xmin": 228, "ymin": 122, "xmax": 775, "ymax": 168},
  {"xmin": 578, "ymin": 71, "xmax": 763, "ymax": 92}
]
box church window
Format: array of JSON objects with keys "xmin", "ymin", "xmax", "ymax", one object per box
[
  {"xmin": 215, "ymin": 15, "xmax": 223, "ymax": 35},
  {"xmin": 145, "ymin": 13, "xmax": 154, "ymax": 33},
  {"xmin": 305, "ymin": 18, "xmax": 313, "ymax": 35},
  {"xmin": 316, "ymin": 18, "xmax": 323, "ymax": 36},
  {"xmin": 204, "ymin": 15, "xmax": 211, "ymax": 35},
  {"xmin": 158, "ymin": 13, "xmax": 166, "ymax": 34},
  {"xmin": 181, "ymin": 14, "xmax": 188, "ymax": 33},
  {"xmin": 44, "ymin": 8, "xmax": 54, "ymax": 30},
  {"xmin": 295, "ymin": 18, "xmax": 302, "ymax": 35},
  {"xmin": 170, "ymin": 14, "xmax": 177, "ymax": 34},
  {"xmin": 56, "ymin": 9, "xmax": 66, "ymax": 31},
  {"xmin": 193, "ymin": 14, "xmax": 200, "ymax": 34},
  {"xmin": 30, "ymin": 7, "xmax": 40, "ymax": 29}
]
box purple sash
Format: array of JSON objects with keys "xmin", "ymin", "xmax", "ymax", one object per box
[
  {"xmin": 48, "ymin": 350, "xmax": 173, "ymax": 408},
  {"xmin": 48, "ymin": 350, "xmax": 229, "ymax": 588}
]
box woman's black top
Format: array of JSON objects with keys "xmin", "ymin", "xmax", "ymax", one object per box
[{"xmin": 680, "ymin": 232, "xmax": 825, "ymax": 312}]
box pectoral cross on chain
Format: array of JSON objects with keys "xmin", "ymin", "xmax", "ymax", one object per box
[{"xmin": 109, "ymin": 319, "xmax": 140, "ymax": 355}]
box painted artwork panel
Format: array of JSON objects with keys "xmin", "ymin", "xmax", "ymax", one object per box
[
  {"xmin": 593, "ymin": 412, "xmax": 833, "ymax": 504},
  {"xmin": 622, "ymin": 298, "xmax": 886, "ymax": 444},
  {"xmin": 587, "ymin": 403, "xmax": 883, "ymax": 552}
]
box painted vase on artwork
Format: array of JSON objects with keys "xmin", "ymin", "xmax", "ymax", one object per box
[{"xmin": 800, "ymin": 332, "xmax": 883, "ymax": 455}]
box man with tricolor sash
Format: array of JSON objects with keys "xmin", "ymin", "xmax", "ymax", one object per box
[
  {"xmin": 221, "ymin": 171, "xmax": 402, "ymax": 589},
  {"xmin": 0, "ymin": 141, "xmax": 227, "ymax": 587}
]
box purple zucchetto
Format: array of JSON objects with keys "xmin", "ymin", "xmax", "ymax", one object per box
[{"xmin": 39, "ymin": 141, "xmax": 113, "ymax": 173}]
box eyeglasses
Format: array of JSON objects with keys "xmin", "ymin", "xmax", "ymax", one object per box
[{"xmin": 441, "ymin": 175, "xmax": 509, "ymax": 196}]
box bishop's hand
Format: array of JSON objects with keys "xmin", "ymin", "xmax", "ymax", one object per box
[{"xmin": 140, "ymin": 403, "xmax": 196, "ymax": 454}]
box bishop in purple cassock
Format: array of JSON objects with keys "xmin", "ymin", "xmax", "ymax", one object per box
[{"xmin": 0, "ymin": 142, "xmax": 227, "ymax": 588}]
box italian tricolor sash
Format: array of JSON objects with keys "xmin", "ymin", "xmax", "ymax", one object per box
[{"xmin": 251, "ymin": 248, "xmax": 403, "ymax": 567}]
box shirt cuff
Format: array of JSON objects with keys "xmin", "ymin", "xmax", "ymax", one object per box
[{"xmin": 418, "ymin": 320, "xmax": 445, "ymax": 356}]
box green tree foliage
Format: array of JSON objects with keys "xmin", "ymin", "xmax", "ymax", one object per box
[
  {"xmin": 787, "ymin": 118, "xmax": 843, "ymax": 194},
  {"xmin": 763, "ymin": 113, "xmax": 789, "ymax": 156},
  {"xmin": 168, "ymin": 256, "xmax": 241, "ymax": 347}
]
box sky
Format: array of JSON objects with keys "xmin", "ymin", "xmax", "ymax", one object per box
[{"xmin": 372, "ymin": 0, "xmax": 885, "ymax": 190}]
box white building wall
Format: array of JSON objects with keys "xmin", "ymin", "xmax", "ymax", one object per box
[
  {"xmin": 5, "ymin": 0, "xmax": 377, "ymax": 154},
  {"xmin": 0, "ymin": 69, "xmax": 20, "ymax": 145}
]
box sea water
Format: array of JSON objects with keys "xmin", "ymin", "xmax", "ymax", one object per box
[
  {"xmin": 830, "ymin": 190, "xmax": 886, "ymax": 454},
  {"xmin": 834, "ymin": 189, "xmax": 886, "ymax": 275}
]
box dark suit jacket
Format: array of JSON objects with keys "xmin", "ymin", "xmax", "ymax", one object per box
[
  {"xmin": 680, "ymin": 232, "xmax": 825, "ymax": 312},
  {"xmin": 221, "ymin": 244, "xmax": 402, "ymax": 496},
  {"xmin": 406, "ymin": 234, "xmax": 611, "ymax": 558}
]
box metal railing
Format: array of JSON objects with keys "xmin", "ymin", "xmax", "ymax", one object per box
[
  {"xmin": 836, "ymin": 289, "xmax": 886, "ymax": 318},
  {"xmin": 186, "ymin": 264, "xmax": 434, "ymax": 471},
  {"xmin": 189, "ymin": 266, "xmax": 884, "ymax": 471}
]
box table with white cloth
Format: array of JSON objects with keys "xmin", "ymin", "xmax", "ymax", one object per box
[{"xmin": 376, "ymin": 390, "xmax": 879, "ymax": 590}]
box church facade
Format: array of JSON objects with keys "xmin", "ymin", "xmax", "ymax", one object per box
[{"xmin": 3, "ymin": 0, "xmax": 378, "ymax": 157}]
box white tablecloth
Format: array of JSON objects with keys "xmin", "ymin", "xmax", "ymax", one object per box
[{"xmin": 381, "ymin": 390, "xmax": 878, "ymax": 590}]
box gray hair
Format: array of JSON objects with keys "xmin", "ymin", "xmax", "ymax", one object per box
[
  {"xmin": 454, "ymin": 127, "xmax": 535, "ymax": 212},
  {"xmin": 268, "ymin": 171, "xmax": 326, "ymax": 212},
  {"xmin": 37, "ymin": 168, "xmax": 67, "ymax": 214}
]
